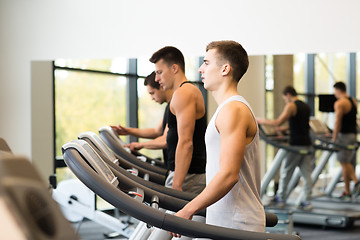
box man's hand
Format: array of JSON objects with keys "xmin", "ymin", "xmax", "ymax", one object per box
[
  {"xmin": 124, "ymin": 142, "xmax": 143, "ymax": 151},
  {"xmin": 171, "ymin": 182, "xmax": 183, "ymax": 191},
  {"xmin": 168, "ymin": 208, "xmax": 194, "ymax": 238},
  {"xmin": 111, "ymin": 124, "xmax": 129, "ymax": 135},
  {"xmin": 256, "ymin": 117, "xmax": 265, "ymax": 124}
]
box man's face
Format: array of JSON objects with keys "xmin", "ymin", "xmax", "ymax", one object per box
[
  {"xmin": 155, "ymin": 59, "xmax": 173, "ymax": 90},
  {"xmin": 282, "ymin": 94, "xmax": 290, "ymax": 103},
  {"xmin": 198, "ymin": 49, "xmax": 223, "ymax": 91},
  {"xmin": 146, "ymin": 85, "xmax": 165, "ymax": 104},
  {"xmin": 334, "ymin": 88, "xmax": 341, "ymax": 99}
]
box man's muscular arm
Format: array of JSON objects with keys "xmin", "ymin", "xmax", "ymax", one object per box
[{"xmin": 171, "ymin": 89, "xmax": 196, "ymax": 191}]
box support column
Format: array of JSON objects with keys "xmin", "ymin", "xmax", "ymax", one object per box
[
  {"xmin": 347, "ymin": 53, "xmax": 356, "ymax": 98},
  {"xmin": 273, "ymin": 55, "xmax": 294, "ymax": 118},
  {"xmin": 305, "ymin": 54, "xmax": 315, "ymax": 116}
]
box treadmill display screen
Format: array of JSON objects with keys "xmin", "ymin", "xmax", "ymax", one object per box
[{"xmin": 319, "ymin": 94, "xmax": 337, "ymax": 112}]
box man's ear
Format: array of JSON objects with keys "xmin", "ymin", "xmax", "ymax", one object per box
[
  {"xmin": 221, "ymin": 63, "xmax": 231, "ymax": 76},
  {"xmin": 172, "ymin": 64, "xmax": 179, "ymax": 74}
]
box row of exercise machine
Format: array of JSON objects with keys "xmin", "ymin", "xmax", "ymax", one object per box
[
  {"xmin": 59, "ymin": 127, "xmax": 296, "ymax": 240},
  {"xmin": 1, "ymin": 116, "xmax": 359, "ymax": 239},
  {"xmin": 260, "ymin": 118, "xmax": 360, "ymax": 228},
  {"xmin": 0, "ymin": 133, "xmax": 298, "ymax": 240}
]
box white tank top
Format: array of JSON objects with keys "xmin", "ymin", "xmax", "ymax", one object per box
[{"xmin": 205, "ymin": 95, "xmax": 265, "ymax": 232}]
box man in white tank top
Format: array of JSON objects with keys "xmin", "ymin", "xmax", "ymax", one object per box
[{"xmin": 170, "ymin": 41, "xmax": 265, "ymax": 238}]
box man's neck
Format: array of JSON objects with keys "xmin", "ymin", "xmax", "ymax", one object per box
[
  {"xmin": 290, "ymin": 96, "xmax": 298, "ymax": 102},
  {"xmin": 212, "ymin": 80, "xmax": 238, "ymax": 105},
  {"xmin": 165, "ymin": 90, "xmax": 173, "ymax": 103},
  {"xmin": 339, "ymin": 93, "xmax": 349, "ymax": 99},
  {"xmin": 172, "ymin": 74, "xmax": 188, "ymax": 91}
]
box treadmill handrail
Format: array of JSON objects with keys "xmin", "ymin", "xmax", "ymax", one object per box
[
  {"xmin": 259, "ymin": 132, "xmax": 311, "ymax": 155},
  {"xmin": 63, "ymin": 146, "xmax": 299, "ymax": 240},
  {"xmin": 79, "ymin": 132, "xmax": 166, "ymax": 185},
  {"xmin": 62, "ymin": 143, "xmax": 199, "ymax": 216},
  {"xmin": 80, "ymin": 133, "xmax": 197, "ymax": 201},
  {"xmin": 310, "ymin": 132, "xmax": 359, "ymax": 151},
  {"xmin": 99, "ymin": 126, "xmax": 168, "ymax": 175}
]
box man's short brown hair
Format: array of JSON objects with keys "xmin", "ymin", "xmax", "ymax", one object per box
[
  {"xmin": 206, "ymin": 40, "xmax": 249, "ymax": 82},
  {"xmin": 149, "ymin": 46, "xmax": 185, "ymax": 73},
  {"xmin": 333, "ymin": 81, "xmax": 346, "ymax": 92},
  {"xmin": 144, "ymin": 71, "xmax": 160, "ymax": 89}
]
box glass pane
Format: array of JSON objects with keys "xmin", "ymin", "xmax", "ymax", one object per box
[
  {"xmin": 137, "ymin": 56, "xmax": 155, "ymax": 77},
  {"xmin": 185, "ymin": 56, "xmax": 199, "ymax": 81},
  {"xmin": 137, "ymin": 77, "xmax": 166, "ymax": 160},
  {"xmin": 314, "ymin": 53, "xmax": 346, "ymax": 119},
  {"xmin": 293, "ymin": 53, "xmax": 306, "ymax": 93},
  {"xmin": 55, "ymin": 70, "xmax": 127, "ymax": 157},
  {"xmin": 315, "ymin": 53, "xmax": 346, "ymax": 94},
  {"xmin": 55, "ymin": 167, "xmax": 76, "ymax": 182},
  {"xmin": 265, "ymin": 55, "xmax": 274, "ymax": 91}
]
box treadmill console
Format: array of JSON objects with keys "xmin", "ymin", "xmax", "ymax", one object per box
[
  {"xmin": 78, "ymin": 132, "xmax": 118, "ymax": 164},
  {"xmin": 309, "ymin": 119, "xmax": 331, "ymax": 136},
  {"xmin": 62, "ymin": 140, "xmax": 119, "ymax": 187},
  {"xmin": 260, "ymin": 124, "xmax": 278, "ymax": 136}
]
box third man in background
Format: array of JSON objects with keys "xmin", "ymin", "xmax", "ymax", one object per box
[
  {"xmin": 257, "ymin": 86, "xmax": 313, "ymax": 210},
  {"xmin": 332, "ymin": 81, "xmax": 360, "ymax": 199}
]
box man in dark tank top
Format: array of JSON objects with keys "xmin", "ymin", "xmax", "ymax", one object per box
[
  {"xmin": 257, "ymin": 86, "xmax": 313, "ymax": 210},
  {"xmin": 332, "ymin": 82, "xmax": 360, "ymax": 199},
  {"xmin": 111, "ymin": 71, "xmax": 173, "ymax": 165},
  {"xmin": 150, "ymin": 46, "xmax": 206, "ymax": 195}
]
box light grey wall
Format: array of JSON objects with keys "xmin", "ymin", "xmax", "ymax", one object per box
[
  {"xmin": 31, "ymin": 61, "xmax": 54, "ymax": 182},
  {"xmin": 1, "ymin": 0, "xmax": 360, "ymax": 162}
]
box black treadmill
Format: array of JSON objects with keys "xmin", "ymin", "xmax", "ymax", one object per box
[
  {"xmin": 94, "ymin": 128, "xmax": 168, "ymax": 185},
  {"xmin": 62, "ymin": 139, "xmax": 300, "ymax": 240},
  {"xmin": 78, "ymin": 131, "xmax": 196, "ymax": 202},
  {"xmin": 307, "ymin": 119, "xmax": 360, "ymax": 212},
  {"xmin": 259, "ymin": 123, "xmax": 360, "ymax": 228}
]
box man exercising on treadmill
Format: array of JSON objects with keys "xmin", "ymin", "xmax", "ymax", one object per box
[
  {"xmin": 170, "ymin": 41, "xmax": 265, "ymax": 236},
  {"xmin": 150, "ymin": 46, "xmax": 206, "ymax": 194},
  {"xmin": 111, "ymin": 71, "xmax": 173, "ymax": 167},
  {"xmin": 257, "ymin": 86, "xmax": 313, "ymax": 210},
  {"xmin": 332, "ymin": 81, "xmax": 360, "ymax": 199}
]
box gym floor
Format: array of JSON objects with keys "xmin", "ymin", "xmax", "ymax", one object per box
[{"xmin": 75, "ymin": 218, "xmax": 360, "ymax": 240}]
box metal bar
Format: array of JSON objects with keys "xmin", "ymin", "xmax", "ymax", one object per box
[
  {"xmin": 261, "ymin": 148, "xmax": 288, "ymax": 197},
  {"xmin": 305, "ymin": 54, "xmax": 315, "ymax": 116},
  {"xmin": 347, "ymin": 53, "xmax": 356, "ymax": 98},
  {"xmin": 54, "ymin": 65, "xmax": 145, "ymax": 78},
  {"xmin": 127, "ymin": 59, "xmax": 138, "ymax": 143},
  {"xmin": 52, "ymin": 61, "xmax": 57, "ymax": 174}
]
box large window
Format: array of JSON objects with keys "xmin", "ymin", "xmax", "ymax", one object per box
[
  {"xmin": 54, "ymin": 59, "xmax": 129, "ymax": 183},
  {"xmin": 54, "ymin": 56, "xmax": 206, "ymax": 182}
]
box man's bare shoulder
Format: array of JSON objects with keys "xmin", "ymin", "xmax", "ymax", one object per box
[
  {"xmin": 170, "ymin": 84, "xmax": 197, "ymax": 112},
  {"xmin": 285, "ymin": 101, "xmax": 296, "ymax": 113},
  {"xmin": 334, "ymin": 98, "xmax": 347, "ymax": 108},
  {"xmin": 217, "ymin": 100, "xmax": 253, "ymax": 125}
]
